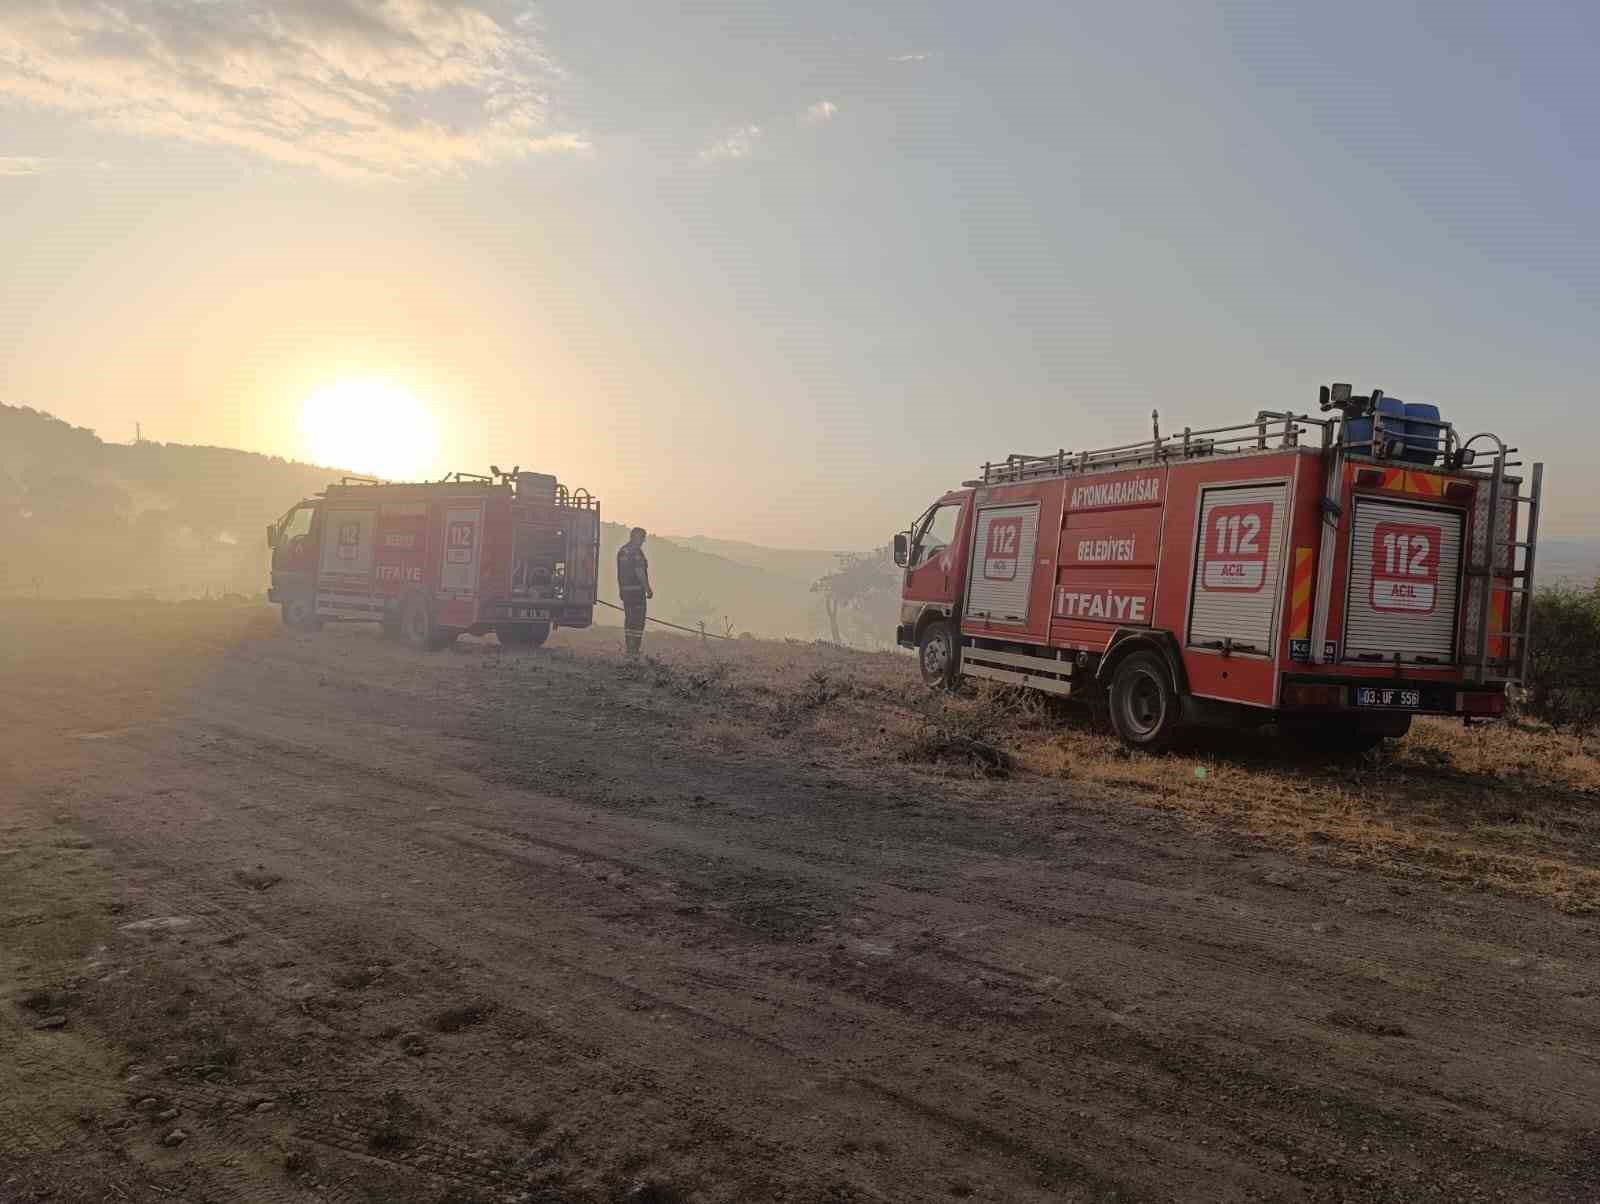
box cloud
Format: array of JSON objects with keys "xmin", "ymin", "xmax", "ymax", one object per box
[
  {"xmin": 889, "ymin": 52, "xmax": 931, "ymax": 62},
  {"xmin": 798, "ymin": 99, "xmax": 837, "ymax": 128},
  {"xmin": 0, "ymin": 1, "xmax": 589, "ymax": 181},
  {"xmin": 0, "ymin": 154, "xmax": 105, "ymax": 176},
  {"xmin": 698, "ymin": 123, "xmax": 761, "ymax": 162}
]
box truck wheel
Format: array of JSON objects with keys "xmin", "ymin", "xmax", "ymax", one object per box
[
  {"xmin": 496, "ymin": 623, "xmax": 550, "ymax": 648},
  {"xmin": 1109, "ymin": 650, "xmax": 1180, "ymax": 752},
  {"xmin": 398, "ymin": 595, "xmax": 435, "ymax": 651},
  {"xmin": 281, "ymin": 596, "xmax": 320, "ymax": 631},
  {"xmin": 918, "ymin": 620, "xmax": 958, "ymax": 689}
]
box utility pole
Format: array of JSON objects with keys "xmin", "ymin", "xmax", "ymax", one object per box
[{"xmin": 135, "ymin": 421, "xmax": 142, "ymax": 444}]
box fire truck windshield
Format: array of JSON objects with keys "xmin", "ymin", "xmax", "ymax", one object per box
[
  {"xmin": 280, "ymin": 506, "xmax": 313, "ymax": 542},
  {"xmin": 914, "ymin": 503, "xmax": 960, "ymax": 566}
]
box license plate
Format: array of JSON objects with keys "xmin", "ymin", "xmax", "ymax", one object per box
[{"xmin": 1354, "ymin": 687, "xmax": 1421, "ymax": 709}]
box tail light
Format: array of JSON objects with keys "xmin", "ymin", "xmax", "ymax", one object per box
[
  {"xmin": 1283, "ymin": 683, "xmax": 1345, "ymax": 707},
  {"xmin": 1459, "ymin": 690, "xmax": 1506, "ymax": 716}
]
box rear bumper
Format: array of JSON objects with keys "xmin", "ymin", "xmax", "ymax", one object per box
[
  {"xmin": 481, "ymin": 599, "xmax": 594, "ymax": 627},
  {"xmin": 1278, "ymin": 673, "xmax": 1508, "ymax": 717}
]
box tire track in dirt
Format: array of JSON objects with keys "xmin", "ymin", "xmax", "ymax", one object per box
[
  {"xmin": 13, "ymin": 617, "xmax": 1600, "ymax": 1201},
  {"xmin": 56, "ymin": 726, "xmax": 914, "ymax": 1199},
  {"xmin": 83, "ymin": 705, "xmax": 1593, "ymax": 1199}
]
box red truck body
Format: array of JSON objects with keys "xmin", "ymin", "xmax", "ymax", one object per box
[
  {"xmin": 895, "ymin": 391, "xmax": 1543, "ymax": 750},
  {"xmin": 268, "ymin": 471, "xmax": 599, "ymax": 649}
]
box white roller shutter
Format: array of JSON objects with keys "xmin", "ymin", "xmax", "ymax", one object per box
[
  {"xmin": 440, "ymin": 506, "xmax": 483, "ymax": 594},
  {"xmin": 1187, "ymin": 483, "xmax": 1287, "ymax": 657},
  {"xmin": 1344, "ymin": 498, "xmax": 1463, "ymax": 665},
  {"xmin": 319, "ymin": 509, "xmax": 376, "ymax": 577},
  {"xmin": 966, "ymin": 502, "xmax": 1040, "ymax": 624}
]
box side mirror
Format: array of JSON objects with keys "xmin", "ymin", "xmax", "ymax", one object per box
[
  {"xmin": 892, "ymin": 532, "xmax": 909, "ymax": 567},
  {"xmin": 265, "ymin": 523, "xmax": 277, "ymax": 550}
]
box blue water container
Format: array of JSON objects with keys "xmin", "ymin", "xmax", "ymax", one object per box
[
  {"xmin": 1401, "ymin": 401, "xmax": 1442, "ymax": 464},
  {"xmin": 1345, "ymin": 396, "xmax": 1408, "ymax": 456}
]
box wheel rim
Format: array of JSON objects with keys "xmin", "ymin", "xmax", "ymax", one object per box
[
  {"xmin": 922, "ymin": 632, "xmax": 949, "ymax": 677},
  {"xmin": 1122, "ymin": 668, "xmax": 1166, "ymax": 736},
  {"xmin": 288, "ymin": 600, "xmax": 310, "ymax": 625}
]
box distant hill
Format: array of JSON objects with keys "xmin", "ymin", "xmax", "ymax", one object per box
[
  {"xmin": 0, "ymin": 403, "xmax": 834, "ymax": 637},
  {"xmin": 665, "ymin": 534, "xmax": 845, "ymax": 585}
]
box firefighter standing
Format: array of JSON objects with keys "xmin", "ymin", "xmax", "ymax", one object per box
[{"xmin": 617, "ymin": 527, "xmax": 653, "ymax": 655}]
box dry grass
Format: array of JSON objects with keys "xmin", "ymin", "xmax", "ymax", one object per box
[
  {"xmin": 1011, "ymin": 714, "xmax": 1600, "ymax": 913},
  {"xmin": 551, "ymin": 627, "xmax": 1600, "ymax": 912},
  {"xmin": 14, "ymin": 601, "xmax": 1597, "ymax": 914}
]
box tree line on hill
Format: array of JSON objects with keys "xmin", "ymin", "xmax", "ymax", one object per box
[{"xmin": 0, "ymin": 403, "xmax": 904, "ymax": 645}]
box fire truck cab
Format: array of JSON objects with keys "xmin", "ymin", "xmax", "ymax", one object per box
[
  {"xmin": 267, "ymin": 469, "xmax": 600, "ymax": 650},
  {"xmin": 894, "ymin": 385, "xmax": 1544, "ymax": 753}
]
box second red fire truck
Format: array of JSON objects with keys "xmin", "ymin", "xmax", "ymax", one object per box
[
  {"xmin": 895, "ymin": 384, "xmax": 1543, "ymax": 752},
  {"xmin": 267, "ymin": 468, "xmax": 600, "ymax": 650}
]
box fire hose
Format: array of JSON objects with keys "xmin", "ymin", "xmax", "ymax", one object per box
[{"xmin": 595, "ymin": 598, "xmax": 734, "ymax": 640}]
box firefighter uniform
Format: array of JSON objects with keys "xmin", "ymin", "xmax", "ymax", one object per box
[{"xmin": 617, "ymin": 541, "xmax": 649, "ymax": 655}]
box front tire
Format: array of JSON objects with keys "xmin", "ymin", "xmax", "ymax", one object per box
[
  {"xmin": 1109, "ymin": 650, "xmax": 1180, "ymax": 752},
  {"xmin": 918, "ymin": 620, "xmax": 959, "ymax": 690},
  {"xmin": 496, "ymin": 622, "xmax": 550, "ymax": 648}
]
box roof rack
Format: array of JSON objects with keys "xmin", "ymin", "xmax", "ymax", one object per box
[
  {"xmin": 320, "ymin": 471, "xmax": 600, "ymax": 510},
  {"xmin": 971, "ymin": 406, "xmax": 1508, "ymax": 487},
  {"xmin": 973, "ymin": 411, "xmax": 1337, "ymax": 486}
]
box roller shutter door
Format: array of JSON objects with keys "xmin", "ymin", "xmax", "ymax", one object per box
[
  {"xmin": 1344, "ymin": 498, "xmax": 1463, "ymax": 664},
  {"xmin": 966, "ymin": 502, "xmax": 1040, "ymax": 623},
  {"xmin": 1187, "ymin": 483, "xmax": 1287, "ymax": 656}
]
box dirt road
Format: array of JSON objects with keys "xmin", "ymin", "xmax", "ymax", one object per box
[{"xmin": 3, "ymin": 601, "xmax": 1598, "ymax": 1202}]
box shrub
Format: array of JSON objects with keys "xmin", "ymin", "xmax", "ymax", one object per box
[
  {"xmin": 904, "ymin": 698, "xmax": 1012, "ymax": 777},
  {"xmin": 1524, "ymin": 583, "xmax": 1600, "ymax": 729}
]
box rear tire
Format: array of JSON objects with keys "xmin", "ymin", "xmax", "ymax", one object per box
[
  {"xmin": 496, "ymin": 622, "xmax": 550, "ymax": 648},
  {"xmin": 281, "ymin": 596, "xmax": 320, "ymax": 631},
  {"xmin": 918, "ymin": 620, "xmax": 958, "ymax": 690},
  {"xmin": 399, "ymin": 594, "xmax": 435, "ymax": 651},
  {"xmin": 1109, "ymin": 650, "xmax": 1180, "ymax": 752}
]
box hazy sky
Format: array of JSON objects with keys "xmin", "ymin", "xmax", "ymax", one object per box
[{"xmin": 2, "ymin": 1, "xmax": 1594, "ymax": 547}]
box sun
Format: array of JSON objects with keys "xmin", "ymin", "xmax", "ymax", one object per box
[{"xmin": 300, "ymin": 377, "xmax": 439, "ymax": 481}]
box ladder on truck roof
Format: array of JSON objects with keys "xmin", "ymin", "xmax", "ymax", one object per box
[
  {"xmin": 1465, "ymin": 439, "xmax": 1543, "ymax": 684},
  {"xmin": 972, "ymin": 411, "xmax": 1336, "ymax": 486}
]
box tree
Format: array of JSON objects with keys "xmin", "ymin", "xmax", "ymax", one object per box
[{"xmin": 811, "ymin": 547, "xmax": 901, "ymax": 647}]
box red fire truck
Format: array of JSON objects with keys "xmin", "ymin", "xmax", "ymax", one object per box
[
  {"xmin": 894, "ymin": 385, "xmax": 1544, "ymax": 752},
  {"xmin": 267, "ymin": 468, "xmax": 600, "ymax": 650}
]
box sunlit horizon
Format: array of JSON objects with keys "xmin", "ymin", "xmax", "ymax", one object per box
[{"xmin": 299, "ymin": 377, "xmax": 439, "ymax": 483}]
